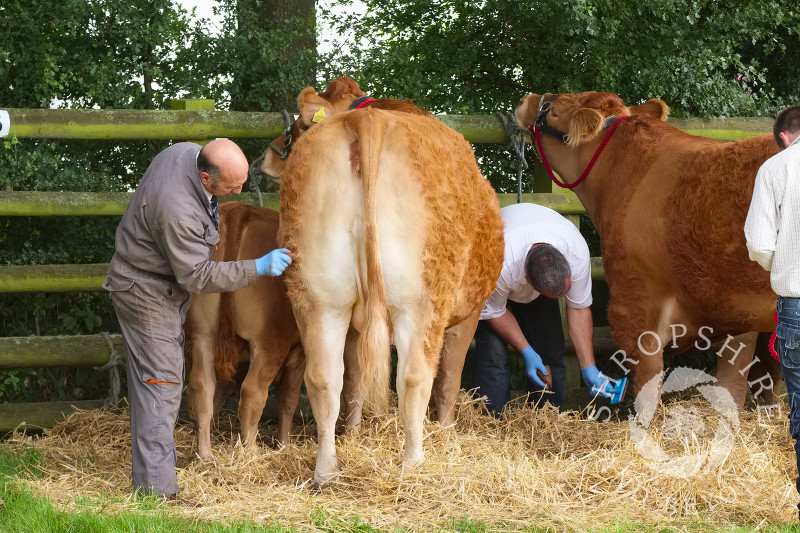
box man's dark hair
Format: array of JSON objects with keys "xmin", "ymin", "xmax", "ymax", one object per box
[
  {"xmin": 197, "ymin": 146, "xmax": 221, "ymax": 186},
  {"xmin": 525, "ymin": 243, "xmax": 571, "ymax": 297},
  {"xmin": 774, "ymin": 105, "xmax": 800, "ymax": 149}
]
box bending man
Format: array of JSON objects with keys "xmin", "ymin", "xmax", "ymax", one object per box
[
  {"xmin": 103, "ymin": 140, "xmax": 291, "ymax": 499},
  {"xmin": 472, "ymin": 202, "xmax": 612, "ymax": 416}
]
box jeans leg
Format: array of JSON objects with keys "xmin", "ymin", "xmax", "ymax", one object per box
[
  {"xmin": 776, "ymin": 296, "xmax": 800, "ymax": 519},
  {"xmin": 472, "ymin": 320, "xmax": 512, "ymax": 418},
  {"xmin": 510, "ymin": 298, "xmax": 566, "ymax": 411}
]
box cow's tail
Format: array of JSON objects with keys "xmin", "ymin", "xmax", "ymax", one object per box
[
  {"xmin": 213, "ymin": 204, "xmax": 246, "ymax": 382},
  {"xmin": 351, "ymin": 109, "xmax": 392, "ymax": 415}
]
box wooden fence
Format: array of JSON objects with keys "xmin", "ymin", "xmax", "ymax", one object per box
[{"xmin": 0, "ymin": 100, "xmax": 774, "ymax": 431}]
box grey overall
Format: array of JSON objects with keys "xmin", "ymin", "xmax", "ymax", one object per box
[{"xmin": 103, "ymin": 143, "xmax": 257, "ymax": 497}]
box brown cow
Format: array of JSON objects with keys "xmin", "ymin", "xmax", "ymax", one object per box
[
  {"xmin": 261, "ymin": 77, "xmax": 475, "ymax": 428},
  {"xmin": 514, "ymin": 91, "xmax": 782, "ymax": 407},
  {"xmin": 184, "ymin": 202, "xmax": 305, "ymax": 461},
  {"xmin": 278, "ymin": 93, "xmax": 504, "ymax": 486}
]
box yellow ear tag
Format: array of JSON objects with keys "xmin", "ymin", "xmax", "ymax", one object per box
[
  {"xmin": 582, "ymin": 125, "xmax": 588, "ymax": 136},
  {"xmin": 312, "ymin": 107, "xmax": 326, "ymax": 123}
]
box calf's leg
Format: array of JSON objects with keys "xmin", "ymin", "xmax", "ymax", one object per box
[
  {"xmin": 186, "ymin": 340, "xmax": 217, "ymax": 461},
  {"xmin": 273, "ymin": 343, "xmax": 306, "ymax": 445},
  {"xmin": 238, "ymin": 338, "xmax": 289, "ymax": 448},
  {"xmin": 428, "ymin": 309, "xmax": 480, "ymax": 426},
  {"xmin": 342, "ymin": 327, "xmax": 366, "ymax": 433}
]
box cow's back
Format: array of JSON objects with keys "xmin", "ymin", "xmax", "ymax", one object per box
[{"xmin": 279, "ymin": 109, "xmax": 502, "ymax": 324}]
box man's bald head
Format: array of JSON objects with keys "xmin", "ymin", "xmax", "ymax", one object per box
[{"xmin": 197, "ymin": 139, "xmax": 249, "ymax": 196}]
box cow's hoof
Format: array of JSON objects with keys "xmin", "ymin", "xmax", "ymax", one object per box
[
  {"xmin": 311, "ymin": 472, "xmax": 338, "ymax": 489},
  {"xmin": 195, "ymin": 450, "xmax": 214, "ymax": 463},
  {"xmin": 402, "ymin": 451, "xmax": 424, "ymax": 469}
]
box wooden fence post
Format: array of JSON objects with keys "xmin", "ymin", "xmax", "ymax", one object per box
[{"xmin": 170, "ymin": 98, "xmax": 216, "ymax": 146}]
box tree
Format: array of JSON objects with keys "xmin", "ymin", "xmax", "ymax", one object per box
[
  {"xmin": 322, "ymin": 0, "xmax": 800, "ymax": 193},
  {"xmin": 0, "ymin": 0, "xmax": 318, "ymax": 403},
  {"xmin": 325, "ymin": 0, "xmax": 800, "ymax": 117},
  {"xmin": 229, "ymin": 0, "xmax": 317, "ymax": 112}
]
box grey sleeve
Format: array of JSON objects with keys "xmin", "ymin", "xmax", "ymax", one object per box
[{"xmin": 155, "ymin": 216, "xmax": 258, "ymax": 294}]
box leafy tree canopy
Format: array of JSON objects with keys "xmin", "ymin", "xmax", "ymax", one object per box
[{"xmin": 323, "ymin": 0, "xmax": 800, "ymax": 118}]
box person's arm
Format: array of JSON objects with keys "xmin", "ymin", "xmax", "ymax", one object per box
[
  {"xmin": 744, "ymin": 165, "xmax": 779, "ymax": 272},
  {"xmin": 486, "ymin": 309, "xmax": 530, "ymax": 353},
  {"xmin": 566, "ymin": 305, "xmax": 595, "ymax": 369},
  {"xmin": 486, "ymin": 309, "xmax": 548, "ymax": 388},
  {"xmin": 567, "ymin": 305, "xmax": 613, "ymax": 396}
]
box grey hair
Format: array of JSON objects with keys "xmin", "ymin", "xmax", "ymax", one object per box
[
  {"xmin": 197, "ymin": 146, "xmax": 221, "ymax": 186},
  {"xmin": 524, "ymin": 243, "xmax": 571, "ymax": 296}
]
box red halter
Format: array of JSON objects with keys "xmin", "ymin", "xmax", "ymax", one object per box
[{"xmin": 531, "ymin": 95, "xmax": 629, "ymax": 189}]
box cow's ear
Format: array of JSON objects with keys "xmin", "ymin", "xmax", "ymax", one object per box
[
  {"xmin": 298, "ymin": 87, "xmax": 330, "ymax": 125},
  {"xmin": 630, "ymin": 98, "xmax": 669, "ymax": 121},
  {"xmin": 566, "ymin": 108, "xmax": 604, "ymax": 147}
]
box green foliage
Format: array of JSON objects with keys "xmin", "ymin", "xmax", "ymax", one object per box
[
  {"xmin": 0, "ymin": 0, "xmax": 316, "ymax": 405},
  {"xmin": 322, "ymin": 0, "xmax": 800, "ymax": 191},
  {"xmin": 324, "ymin": 0, "xmax": 800, "ymax": 117}
]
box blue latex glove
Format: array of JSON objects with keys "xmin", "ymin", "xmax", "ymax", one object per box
[
  {"xmin": 255, "ymin": 248, "xmax": 292, "ymax": 277},
  {"xmin": 581, "ymin": 365, "xmax": 613, "ymax": 398},
  {"xmin": 521, "ymin": 346, "xmax": 548, "ymax": 389}
]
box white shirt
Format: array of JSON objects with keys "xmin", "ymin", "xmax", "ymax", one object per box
[
  {"xmin": 744, "ymin": 135, "xmax": 800, "ymax": 297},
  {"xmin": 480, "ymin": 203, "xmax": 593, "ymax": 320}
]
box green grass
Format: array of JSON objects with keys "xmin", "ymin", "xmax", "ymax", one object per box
[{"xmin": 1, "ymin": 447, "xmax": 799, "ymax": 533}]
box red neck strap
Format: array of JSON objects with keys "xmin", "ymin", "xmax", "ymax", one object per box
[
  {"xmin": 533, "ymin": 115, "xmax": 629, "ymax": 189},
  {"xmin": 354, "ymin": 98, "xmax": 375, "ymax": 110}
]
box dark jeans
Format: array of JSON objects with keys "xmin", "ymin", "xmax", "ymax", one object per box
[
  {"xmin": 776, "ymin": 296, "xmax": 800, "ymax": 520},
  {"xmin": 472, "ymin": 297, "xmax": 566, "ymax": 417}
]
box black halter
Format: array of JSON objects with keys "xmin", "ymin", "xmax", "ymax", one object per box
[
  {"xmin": 533, "ymin": 93, "xmax": 621, "ymax": 144},
  {"xmin": 268, "ymin": 111, "xmax": 295, "ymax": 161},
  {"xmin": 534, "ymin": 94, "xmax": 570, "ymax": 143}
]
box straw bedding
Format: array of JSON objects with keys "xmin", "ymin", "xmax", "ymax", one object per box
[{"xmin": 2, "ymin": 391, "xmax": 797, "ymax": 531}]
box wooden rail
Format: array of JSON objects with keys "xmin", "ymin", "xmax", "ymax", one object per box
[
  {"xmin": 2, "ymin": 108, "xmax": 774, "ymax": 143},
  {"xmin": 0, "ymin": 104, "xmax": 775, "ymax": 430}
]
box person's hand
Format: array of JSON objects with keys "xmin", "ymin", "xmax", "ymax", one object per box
[
  {"xmin": 255, "ymin": 248, "xmax": 292, "ymax": 277},
  {"xmin": 521, "ymin": 346, "xmax": 548, "ymax": 389},
  {"xmin": 581, "ymin": 365, "xmax": 613, "ymax": 398}
]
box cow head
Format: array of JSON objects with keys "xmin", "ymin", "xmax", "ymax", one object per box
[
  {"xmin": 515, "ymin": 91, "xmax": 669, "ymax": 148},
  {"xmin": 261, "ymin": 76, "xmax": 367, "ymax": 181}
]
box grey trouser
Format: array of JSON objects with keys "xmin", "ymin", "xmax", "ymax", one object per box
[{"xmin": 105, "ymin": 259, "xmax": 191, "ymax": 497}]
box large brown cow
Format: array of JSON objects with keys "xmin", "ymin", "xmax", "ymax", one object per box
[
  {"xmin": 261, "ymin": 77, "xmax": 478, "ymax": 428},
  {"xmin": 184, "ymin": 202, "xmax": 306, "ymax": 461},
  {"xmin": 514, "ymin": 91, "xmax": 782, "ymax": 407},
  {"xmin": 278, "ymin": 91, "xmax": 504, "ymax": 486}
]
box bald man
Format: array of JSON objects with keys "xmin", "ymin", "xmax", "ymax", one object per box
[{"xmin": 102, "ymin": 140, "xmax": 291, "ymax": 500}]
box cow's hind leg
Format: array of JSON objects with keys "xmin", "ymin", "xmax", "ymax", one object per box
[
  {"xmin": 393, "ymin": 311, "xmax": 440, "ymax": 468},
  {"xmin": 185, "ymin": 301, "xmax": 220, "ymax": 462},
  {"xmin": 272, "ymin": 343, "xmax": 306, "ymax": 445},
  {"xmin": 299, "ymin": 306, "xmax": 350, "ymax": 487},
  {"xmin": 342, "ymin": 326, "xmax": 365, "ymax": 433},
  {"xmin": 238, "ymin": 338, "xmax": 290, "ymax": 448},
  {"xmin": 429, "ymin": 309, "xmax": 480, "ymax": 427}
]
